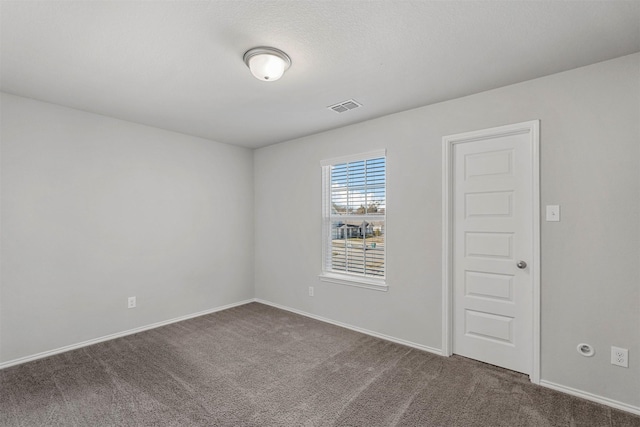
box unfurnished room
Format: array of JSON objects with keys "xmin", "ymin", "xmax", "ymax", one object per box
[{"xmin": 0, "ymin": 1, "xmax": 639, "ymax": 426}]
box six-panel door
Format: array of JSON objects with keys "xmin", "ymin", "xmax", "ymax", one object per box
[{"xmin": 453, "ymin": 131, "xmax": 533, "ymax": 374}]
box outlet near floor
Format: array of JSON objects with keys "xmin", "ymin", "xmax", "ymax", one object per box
[
  {"xmin": 308, "ymin": 286, "xmax": 314, "ymax": 297},
  {"xmin": 611, "ymin": 346, "xmax": 628, "ymax": 368},
  {"xmin": 128, "ymin": 296, "xmax": 136, "ymax": 309}
]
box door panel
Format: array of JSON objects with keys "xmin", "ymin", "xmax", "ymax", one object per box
[
  {"xmin": 465, "ymin": 191, "xmax": 513, "ymax": 217},
  {"xmin": 464, "ymin": 310, "xmax": 514, "ymax": 344},
  {"xmin": 464, "ymin": 149, "xmax": 513, "ymax": 179},
  {"xmin": 465, "ymin": 232, "xmax": 514, "ymax": 259},
  {"xmin": 465, "ymin": 271, "xmax": 514, "ymax": 302}
]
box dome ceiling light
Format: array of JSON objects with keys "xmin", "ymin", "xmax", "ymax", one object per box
[{"xmin": 243, "ymin": 47, "xmax": 291, "ymax": 82}]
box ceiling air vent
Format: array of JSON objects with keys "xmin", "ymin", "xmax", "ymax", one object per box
[{"xmin": 328, "ymin": 99, "xmax": 362, "ymax": 113}]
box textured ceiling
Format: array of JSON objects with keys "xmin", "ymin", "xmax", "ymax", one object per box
[{"xmin": 1, "ymin": 1, "xmax": 639, "ymax": 149}]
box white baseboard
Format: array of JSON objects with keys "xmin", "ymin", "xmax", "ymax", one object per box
[
  {"xmin": 539, "ymin": 380, "xmax": 640, "ymax": 416},
  {"xmin": 255, "ymin": 298, "xmax": 443, "ymax": 356},
  {"xmin": 0, "ymin": 299, "xmax": 255, "ymax": 370}
]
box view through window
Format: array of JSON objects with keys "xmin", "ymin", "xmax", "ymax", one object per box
[{"xmin": 322, "ymin": 152, "xmax": 386, "ymax": 282}]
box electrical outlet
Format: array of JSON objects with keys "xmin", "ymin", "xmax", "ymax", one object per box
[
  {"xmin": 308, "ymin": 286, "xmax": 314, "ymax": 297},
  {"xmin": 128, "ymin": 296, "xmax": 136, "ymax": 309},
  {"xmin": 611, "ymin": 346, "xmax": 628, "ymax": 368}
]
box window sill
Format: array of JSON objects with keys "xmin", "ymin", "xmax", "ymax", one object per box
[{"xmin": 318, "ymin": 273, "xmax": 388, "ymax": 292}]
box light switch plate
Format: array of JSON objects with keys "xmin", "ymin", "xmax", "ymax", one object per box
[{"xmin": 546, "ymin": 205, "xmax": 560, "ymax": 222}]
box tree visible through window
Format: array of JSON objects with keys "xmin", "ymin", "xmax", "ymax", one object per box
[{"xmin": 322, "ymin": 152, "xmax": 386, "ymax": 283}]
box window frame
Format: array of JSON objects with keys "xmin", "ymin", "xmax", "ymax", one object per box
[{"xmin": 319, "ymin": 149, "xmax": 388, "ymax": 291}]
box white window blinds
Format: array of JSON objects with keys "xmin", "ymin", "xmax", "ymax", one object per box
[{"xmin": 321, "ymin": 150, "xmax": 386, "ymax": 285}]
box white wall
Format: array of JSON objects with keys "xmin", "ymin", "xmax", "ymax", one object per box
[
  {"xmin": 0, "ymin": 93, "xmax": 254, "ymax": 363},
  {"xmin": 254, "ymin": 53, "xmax": 640, "ymax": 408}
]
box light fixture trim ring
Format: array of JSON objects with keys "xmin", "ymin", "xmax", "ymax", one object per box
[{"xmin": 243, "ymin": 46, "xmax": 292, "ymax": 71}]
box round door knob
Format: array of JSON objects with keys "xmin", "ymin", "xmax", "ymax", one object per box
[{"xmin": 517, "ymin": 260, "xmax": 527, "ymax": 269}]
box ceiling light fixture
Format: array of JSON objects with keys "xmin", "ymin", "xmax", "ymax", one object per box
[{"xmin": 243, "ymin": 47, "xmax": 291, "ymax": 82}]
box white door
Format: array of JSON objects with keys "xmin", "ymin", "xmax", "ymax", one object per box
[{"xmin": 451, "ymin": 124, "xmax": 536, "ymax": 375}]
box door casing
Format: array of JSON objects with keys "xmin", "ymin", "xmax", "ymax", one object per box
[{"xmin": 442, "ymin": 120, "xmax": 540, "ymax": 384}]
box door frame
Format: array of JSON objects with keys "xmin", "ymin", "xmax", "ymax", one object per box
[{"xmin": 441, "ymin": 120, "xmax": 541, "ymax": 384}]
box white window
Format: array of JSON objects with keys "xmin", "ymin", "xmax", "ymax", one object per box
[{"xmin": 320, "ymin": 150, "xmax": 386, "ymax": 290}]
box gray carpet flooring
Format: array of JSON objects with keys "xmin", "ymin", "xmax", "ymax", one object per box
[{"xmin": 1, "ymin": 302, "xmax": 639, "ymax": 427}]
